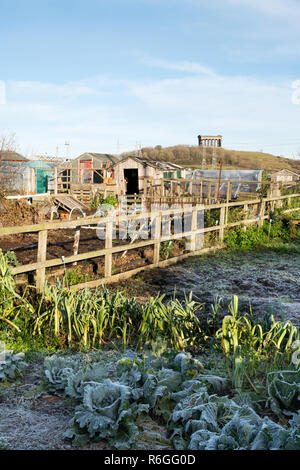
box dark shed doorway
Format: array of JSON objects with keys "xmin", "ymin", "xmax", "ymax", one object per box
[
  {"xmin": 124, "ymin": 168, "xmax": 139, "ymax": 194},
  {"xmin": 93, "ymin": 170, "xmax": 103, "ymax": 184}
]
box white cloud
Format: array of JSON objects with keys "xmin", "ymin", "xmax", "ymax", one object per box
[
  {"xmin": 128, "ymin": 74, "xmax": 299, "ymax": 141},
  {"xmin": 0, "ymin": 63, "xmax": 300, "ymax": 158},
  {"xmin": 139, "ymin": 56, "xmax": 217, "ymax": 77},
  {"xmin": 9, "ymin": 80, "xmax": 110, "ymax": 99}
]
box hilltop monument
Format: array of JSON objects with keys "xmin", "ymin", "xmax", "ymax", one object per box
[{"xmin": 198, "ymin": 135, "xmax": 222, "ymax": 147}]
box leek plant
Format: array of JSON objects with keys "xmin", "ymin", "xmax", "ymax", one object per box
[
  {"xmin": 217, "ymin": 295, "xmax": 300, "ymax": 391},
  {"xmin": 0, "ymin": 250, "xmax": 34, "ymax": 332}
]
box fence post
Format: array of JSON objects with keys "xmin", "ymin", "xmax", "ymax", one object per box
[
  {"xmin": 31, "ymin": 168, "xmax": 36, "ymax": 193},
  {"xmin": 153, "ymin": 211, "xmax": 162, "ymax": 265},
  {"xmin": 225, "ymin": 182, "xmax": 231, "ymax": 225},
  {"xmin": 36, "ymin": 230, "xmax": 48, "ymax": 293},
  {"xmin": 73, "ymin": 226, "xmax": 81, "ymax": 266},
  {"xmin": 161, "ymin": 179, "xmax": 164, "ymax": 197},
  {"xmin": 191, "ymin": 205, "xmax": 198, "ymax": 251},
  {"xmin": 208, "ymin": 181, "xmax": 212, "ymax": 204},
  {"xmin": 219, "ymin": 206, "xmax": 225, "ymax": 242},
  {"xmin": 226, "ymin": 182, "xmax": 231, "ymax": 203},
  {"xmin": 105, "ymin": 218, "xmax": 113, "ymax": 278},
  {"xmin": 271, "ymin": 200, "xmax": 275, "ymax": 212},
  {"xmin": 259, "ymin": 200, "xmax": 266, "ymax": 228},
  {"xmin": 186, "ymin": 206, "xmax": 197, "ymax": 252},
  {"xmin": 54, "ymin": 167, "xmax": 58, "ymax": 194},
  {"xmin": 214, "ymin": 182, "xmax": 218, "ymax": 200},
  {"xmin": 243, "ymin": 204, "xmax": 248, "ymax": 232}
]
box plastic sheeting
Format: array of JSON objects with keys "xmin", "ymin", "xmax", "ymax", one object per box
[{"xmin": 192, "ymin": 169, "xmax": 263, "ymax": 198}]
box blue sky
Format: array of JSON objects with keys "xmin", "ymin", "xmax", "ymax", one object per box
[{"xmin": 1, "ymin": 0, "xmax": 300, "ymax": 158}]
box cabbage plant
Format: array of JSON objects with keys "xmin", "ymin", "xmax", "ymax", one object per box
[
  {"xmin": 64, "ymin": 379, "xmax": 140, "ymax": 449},
  {"xmin": 267, "ymin": 368, "xmax": 300, "ymax": 417},
  {"xmin": 65, "ymin": 363, "xmax": 108, "ymax": 400},
  {"xmin": 0, "ymin": 350, "xmax": 27, "ymax": 380},
  {"xmin": 188, "ymin": 406, "xmax": 287, "ymax": 450},
  {"xmin": 43, "ymin": 355, "xmax": 82, "ymax": 393}
]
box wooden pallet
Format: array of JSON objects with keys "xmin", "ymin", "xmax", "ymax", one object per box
[
  {"xmin": 54, "ymin": 195, "xmax": 89, "ymax": 213},
  {"xmin": 70, "ymin": 184, "xmax": 93, "ymax": 204}
]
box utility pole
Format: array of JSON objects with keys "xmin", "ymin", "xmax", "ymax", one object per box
[
  {"xmin": 216, "ymin": 160, "xmax": 222, "ymax": 200},
  {"xmin": 136, "ymin": 141, "xmax": 142, "ymax": 157},
  {"xmin": 65, "ymin": 141, "xmax": 70, "ymax": 160}
]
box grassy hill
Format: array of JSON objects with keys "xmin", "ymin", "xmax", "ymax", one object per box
[{"xmin": 122, "ymin": 145, "xmax": 300, "ymax": 172}]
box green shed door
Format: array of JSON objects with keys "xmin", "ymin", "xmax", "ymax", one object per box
[{"xmin": 36, "ymin": 169, "xmax": 48, "ymax": 193}]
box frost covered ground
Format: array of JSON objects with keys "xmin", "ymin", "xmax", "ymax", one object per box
[
  {"xmin": 2, "ymin": 347, "xmax": 300, "ymax": 451},
  {"xmin": 0, "ymin": 353, "xmax": 172, "ymax": 450},
  {"xmin": 1, "ymin": 244, "xmax": 300, "ymax": 450},
  {"xmin": 136, "ymin": 245, "xmax": 300, "ymax": 324}
]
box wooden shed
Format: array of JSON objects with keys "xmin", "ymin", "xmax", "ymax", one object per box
[
  {"xmin": 113, "ymin": 156, "xmax": 184, "ymax": 195},
  {"xmin": 70, "ymin": 152, "xmax": 120, "ymax": 184},
  {"xmin": 270, "ymin": 169, "xmax": 300, "ymax": 183}
]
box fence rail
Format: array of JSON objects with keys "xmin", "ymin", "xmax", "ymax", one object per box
[
  {"xmin": 0, "ymin": 193, "xmax": 299, "ymax": 292},
  {"xmin": 143, "ymin": 177, "xmax": 299, "ymax": 205}
]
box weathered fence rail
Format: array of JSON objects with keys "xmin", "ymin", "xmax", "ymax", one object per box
[
  {"xmin": 143, "ymin": 178, "xmax": 299, "ymax": 206},
  {"xmin": 0, "ymin": 193, "xmax": 299, "ymax": 292}
]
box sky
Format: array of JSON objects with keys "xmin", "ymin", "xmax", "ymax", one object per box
[{"xmin": 1, "ymin": 0, "xmax": 300, "ymax": 159}]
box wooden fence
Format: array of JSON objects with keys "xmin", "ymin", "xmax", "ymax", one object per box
[
  {"xmin": 143, "ymin": 177, "xmax": 290, "ymax": 204},
  {"xmin": 0, "ymin": 192, "xmax": 299, "ymax": 292},
  {"xmin": 46, "ymin": 167, "xmax": 118, "ymax": 201}
]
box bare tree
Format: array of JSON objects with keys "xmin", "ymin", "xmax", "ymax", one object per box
[
  {"xmin": 0, "ymin": 130, "xmax": 17, "ymax": 155},
  {"xmin": 0, "ymin": 131, "xmax": 18, "ymax": 193}
]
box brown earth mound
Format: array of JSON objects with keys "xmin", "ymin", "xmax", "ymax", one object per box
[{"xmin": 0, "ymin": 199, "xmax": 43, "ymax": 227}]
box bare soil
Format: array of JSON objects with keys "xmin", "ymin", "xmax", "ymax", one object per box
[{"xmin": 132, "ymin": 245, "xmax": 300, "ymax": 324}]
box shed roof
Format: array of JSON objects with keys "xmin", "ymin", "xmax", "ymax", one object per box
[
  {"xmin": 74, "ymin": 152, "xmax": 120, "ymax": 165},
  {"xmin": 113, "ymin": 155, "xmax": 183, "ymax": 171},
  {"xmin": 0, "ymin": 150, "xmax": 29, "ymax": 162},
  {"xmin": 270, "ymin": 168, "xmax": 300, "ymax": 177},
  {"xmin": 25, "ymin": 160, "xmax": 53, "ymax": 169}
]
